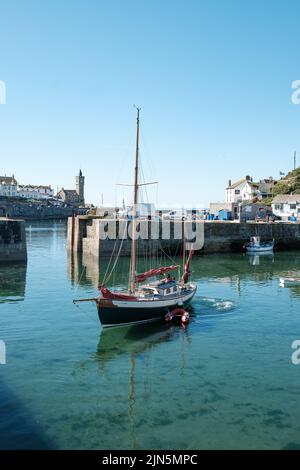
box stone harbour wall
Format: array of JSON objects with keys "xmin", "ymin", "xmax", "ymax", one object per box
[{"xmin": 67, "ymin": 216, "xmax": 300, "ymax": 258}]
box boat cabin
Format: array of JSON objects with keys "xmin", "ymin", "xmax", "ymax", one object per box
[
  {"xmin": 157, "ymin": 281, "xmax": 178, "ymax": 296},
  {"xmin": 141, "ymin": 280, "xmax": 178, "ymax": 298}
]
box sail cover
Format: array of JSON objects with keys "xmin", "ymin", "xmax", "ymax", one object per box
[
  {"xmin": 99, "ymin": 287, "xmax": 137, "ymax": 300},
  {"xmin": 136, "ymin": 265, "xmax": 179, "ymax": 283}
]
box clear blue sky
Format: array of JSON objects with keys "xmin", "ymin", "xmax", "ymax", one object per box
[{"xmin": 1, "ymin": 0, "xmax": 300, "ymax": 207}]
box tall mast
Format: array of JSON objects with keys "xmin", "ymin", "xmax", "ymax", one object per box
[{"xmin": 129, "ymin": 107, "xmax": 140, "ymax": 293}]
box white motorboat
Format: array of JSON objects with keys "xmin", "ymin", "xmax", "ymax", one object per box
[
  {"xmin": 279, "ymin": 277, "xmax": 300, "ymax": 287},
  {"xmin": 244, "ymin": 236, "xmax": 274, "ymax": 253}
]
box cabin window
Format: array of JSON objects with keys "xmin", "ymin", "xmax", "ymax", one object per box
[
  {"xmin": 166, "ymin": 288, "xmax": 171, "ymax": 294},
  {"xmin": 173, "ymin": 285, "xmax": 177, "ymax": 292}
]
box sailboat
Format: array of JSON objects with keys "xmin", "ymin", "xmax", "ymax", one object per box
[{"xmin": 74, "ymin": 108, "xmax": 197, "ymax": 327}]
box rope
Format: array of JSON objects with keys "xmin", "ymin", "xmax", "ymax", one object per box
[{"xmin": 102, "ymin": 220, "xmax": 128, "ymax": 286}]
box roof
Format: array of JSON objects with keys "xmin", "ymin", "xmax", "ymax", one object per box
[
  {"xmin": 64, "ymin": 190, "xmax": 78, "ymax": 195},
  {"xmin": 227, "ymin": 178, "xmax": 259, "ymax": 193},
  {"xmin": 18, "ymin": 184, "xmax": 52, "ymax": 190},
  {"xmin": 239, "ymin": 201, "xmax": 269, "ymax": 207},
  {"xmin": 227, "ymin": 178, "xmax": 247, "ymax": 189},
  {"xmin": 272, "ymin": 194, "xmax": 300, "ymax": 204},
  {"xmin": 58, "ymin": 189, "xmax": 77, "ymax": 195},
  {"xmin": 0, "ymin": 176, "xmax": 17, "ymax": 185}
]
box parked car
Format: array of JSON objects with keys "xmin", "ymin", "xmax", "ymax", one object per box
[{"xmin": 162, "ymin": 209, "xmax": 187, "ymax": 221}]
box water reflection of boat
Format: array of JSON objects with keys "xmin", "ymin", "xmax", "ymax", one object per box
[
  {"xmin": 248, "ymin": 252, "xmax": 274, "ymax": 266},
  {"xmin": 94, "ymin": 322, "xmax": 190, "ymax": 449},
  {"xmin": 95, "ymin": 322, "xmax": 184, "ymax": 369},
  {"xmin": 0, "ymin": 263, "xmax": 27, "ymax": 303}
]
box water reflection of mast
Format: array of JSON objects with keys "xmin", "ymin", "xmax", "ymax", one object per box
[
  {"xmin": 179, "ymin": 327, "xmax": 192, "ymax": 378},
  {"xmin": 128, "ymin": 354, "xmax": 138, "ymax": 449}
]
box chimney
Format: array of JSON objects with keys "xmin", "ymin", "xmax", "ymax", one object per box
[
  {"xmin": 228, "ymin": 179, "xmax": 232, "ymax": 187},
  {"xmin": 246, "ymin": 175, "xmax": 251, "ymax": 181}
]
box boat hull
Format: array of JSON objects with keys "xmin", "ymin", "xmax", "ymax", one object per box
[
  {"xmin": 246, "ymin": 244, "xmax": 274, "ymax": 253},
  {"xmin": 97, "ymin": 287, "xmax": 196, "ymax": 327},
  {"xmin": 280, "ymin": 277, "xmax": 300, "ymax": 287}
]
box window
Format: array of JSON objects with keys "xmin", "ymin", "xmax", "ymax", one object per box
[
  {"xmin": 290, "ymin": 204, "xmax": 296, "ymax": 210},
  {"xmin": 235, "ymin": 190, "xmax": 240, "ymax": 194},
  {"xmin": 166, "ymin": 288, "xmax": 171, "ymax": 294},
  {"xmin": 275, "ymin": 204, "xmax": 283, "ymax": 211}
]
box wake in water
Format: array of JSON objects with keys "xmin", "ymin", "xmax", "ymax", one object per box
[{"xmin": 191, "ymin": 296, "xmax": 236, "ymax": 316}]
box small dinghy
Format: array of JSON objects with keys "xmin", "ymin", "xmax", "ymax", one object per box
[
  {"xmin": 244, "ymin": 236, "xmax": 274, "ymax": 253},
  {"xmin": 165, "ymin": 307, "xmax": 190, "ymax": 325},
  {"xmin": 279, "ymin": 277, "xmax": 300, "ymax": 287}
]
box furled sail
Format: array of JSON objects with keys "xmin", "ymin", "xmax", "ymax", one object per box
[
  {"xmin": 182, "ymin": 249, "xmax": 195, "ymax": 284},
  {"xmin": 136, "ymin": 265, "xmax": 179, "ymax": 283}
]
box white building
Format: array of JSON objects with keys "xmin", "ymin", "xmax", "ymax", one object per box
[
  {"xmin": 18, "ymin": 184, "xmax": 54, "ymax": 200},
  {"xmin": 225, "ymin": 176, "xmax": 276, "ymax": 203},
  {"xmin": 0, "ymin": 175, "xmax": 18, "ymax": 197},
  {"xmin": 225, "ymin": 176, "xmax": 258, "ymax": 203},
  {"xmin": 272, "ymin": 195, "xmax": 300, "ymax": 220}
]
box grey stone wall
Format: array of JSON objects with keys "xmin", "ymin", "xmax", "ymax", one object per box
[
  {"xmin": 0, "ymin": 198, "xmax": 82, "ymax": 220},
  {"xmin": 0, "ymin": 219, "xmax": 27, "ymax": 263}
]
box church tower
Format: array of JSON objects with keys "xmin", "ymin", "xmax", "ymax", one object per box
[{"xmin": 76, "ymin": 169, "xmax": 85, "ymax": 205}]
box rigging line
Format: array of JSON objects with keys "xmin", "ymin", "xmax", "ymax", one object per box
[
  {"xmin": 158, "ymin": 243, "xmax": 177, "ymax": 266},
  {"xmin": 103, "ymin": 221, "xmax": 128, "ymax": 286},
  {"xmin": 140, "ymin": 129, "xmax": 158, "ymax": 184},
  {"xmin": 114, "ymin": 134, "xmax": 134, "ymax": 188},
  {"xmin": 77, "ymin": 264, "xmax": 87, "ymax": 286},
  {"xmin": 103, "ymin": 226, "xmax": 125, "ymax": 286},
  {"xmin": 101, "ymin": 239, "xmax": 118, "ymax": 285},
  {"xmin": 101, "ymin": 220, "xmax": 126, "ymax": 286},
  {"xmin": 140, "ymin": 163, "xmax": 149, "ymax": 203},
  {"xmin": 73, "ymin": 261, "xmax": 87, "ymax": 293}
]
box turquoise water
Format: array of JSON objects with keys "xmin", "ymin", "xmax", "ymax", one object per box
[{"xmin": 1, "ymin": 220, "xmax": 300, "ymax": 450}]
